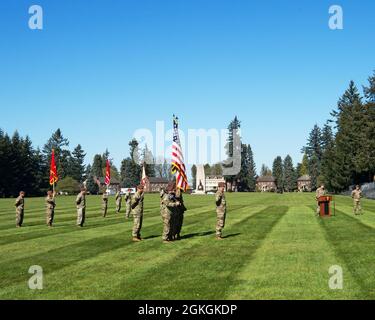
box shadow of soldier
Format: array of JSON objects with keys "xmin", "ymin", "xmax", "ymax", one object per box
[{"xmin": 180, "ymin": 231, "xmax": 216, "ymax": 240}]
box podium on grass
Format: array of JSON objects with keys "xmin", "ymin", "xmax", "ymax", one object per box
[{"xmin": 318, "ymin": 196, "xmax": 333, "ymax": 217}]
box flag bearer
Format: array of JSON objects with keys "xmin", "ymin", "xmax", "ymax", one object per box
[
  {"xmin": 76, "ymin": 187, "xmax": 87, "ymax": 227},
  {"xmin": 131, "ymin": 185, "xmax": 145, "ymax": 242},
  {"xmin": 15, "ymin": 191, "xmax": 25, "ymax": 228},
  {"xmin": 46, "ymin": 190, "xmax": 56, "ymax": 227}
]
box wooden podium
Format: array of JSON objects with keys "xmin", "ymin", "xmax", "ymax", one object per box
[{"xmin": 318, "ymin": 196, "xmax": 333, "ymax": 217}]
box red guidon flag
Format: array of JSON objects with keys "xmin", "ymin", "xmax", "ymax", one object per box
[
  {"xmin": 49, "ymin": 149, "xmax": 58, "ymax": 185},
  {"xmin": 171, "ymin": 115, "xmax": 189, "ymax": 192},
  {"xmin": 105, "ymin": 160, "xmax": 111, "ymax": 186}
]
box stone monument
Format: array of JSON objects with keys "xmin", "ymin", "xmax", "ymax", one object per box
[{"xmin": 195, "ymin": 164, "xmax": 206, "ymax": 194}]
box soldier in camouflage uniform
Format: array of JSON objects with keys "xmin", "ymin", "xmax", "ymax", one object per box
[
  {"xmin": 315, "ymin": 184, "xmax": 326, "ymax": 215},
  {"xmin": 124, "ymin": 189, "xmax": 132, "ymax": 219},
  {"xmin": 15, "ymin": 191, "xmax": 25, "ymax": 228},
  {"xmin": 174, "ymin": 188, "xmax": 187, "ymax": 240},
  {"xmin": 102, "ymin": 191, "xmax": 109, "ymax": 217},
  {"xmin": 115, "ymin": 189, "xmax": 122, "ymax": 214},
  {"xmin": 215, "ymin": 182, "xmax": 227, "ymax": 240},
  {"xmin": 45, "ymin": 190, "xmax": 56, "ymax": 227},
  {"xmin": 161, "ymin": 183, "xmax": 181, "ymax": 243},
  {"xmin": 131, "ymin": 185, "xmax": 145, "ymax": 242},
  {"xmin": 76, "ymin": 188, "xmax": 87, "ymax": 227},
  {"xmin": 352, "ymin": 185, "xmax": 362, "ymax": 215}
]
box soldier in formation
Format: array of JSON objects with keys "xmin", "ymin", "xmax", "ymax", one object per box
[
  {"xmin": 215, "ymin": 182, "xmax": 227, "ymax": 240},
  {"xmin": 45, "ymin": 190, "xmax": 56, "ymax": 227},
  {"xmin": 124, "ymin": 189, "xmax": 132, "ymax": 219},
  {"xmin": 115, "ymin": 188, "xmax": 122, "ymax": 214},
  {"xmin": 352, "ymin": 185, "xmax": 362, "ymax": 215},
  {"xmin": 102, "ymin": 190, "xmax": 109, "ymax": 217},
  {"xmin": 173, "ymin": 188, "xmax": 187, "ymax": 240},
  {"xmin": 160, "ymin": 183, "xmax": 181, "ymax": 244},
  {"xmin": 76, "ymin": 187, "xmax": 87, "ymax": 227},
  {"xmin": 15, "ymin": 191, "xmax": 25, "ymax": 228},
  {"xmin": 315, "ymin": 184, "xmax": 326, "ymax": 216},
  {"xmin": 131, "ymin": 185, "xmax": 145, "ymax": 242}
]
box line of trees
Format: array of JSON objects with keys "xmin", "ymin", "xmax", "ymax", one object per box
[
  {"xmin": 302, "ymin": 71, "xmax": 375, "ymax": 192},
  {"xmin": 0, "ymin": 129, "xmax": 87, "ymax": 197}
]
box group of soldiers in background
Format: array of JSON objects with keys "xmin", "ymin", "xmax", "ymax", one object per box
[
  {"xmin": 315, "ymin": 184, "xmax": 363, "ymax": 216},
  {"xmin": 13, "ymin": 182, "xmax": 228, "ymax": 243}
]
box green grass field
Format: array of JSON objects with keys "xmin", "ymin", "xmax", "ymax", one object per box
[{"xmin": 0, "ymin": 193, "xmax": 375, "ymax": 300}]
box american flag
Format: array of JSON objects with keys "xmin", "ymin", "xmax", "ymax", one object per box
[{"xmin": 171, "ymin": 115, "xmax": 189, "ymax": 192}]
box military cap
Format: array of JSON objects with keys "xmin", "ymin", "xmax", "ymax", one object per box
[
  {"xmin": 137, "ymin": 185, "xmax": 144, "ymax": 190},
  {"xmin": 218, "ymin": 182, "xmax": 226, "ymax": 188}
]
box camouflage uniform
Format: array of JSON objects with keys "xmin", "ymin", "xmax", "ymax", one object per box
[
  {"xmin": 76, "ymin": 192, "xmax": 86, "ymax": 227},
  {"xmin": 131, "ymin": 191, "xmax": 144, "ymax": 239},
  {"xmin": 315, "ymin": 187, "xmax": 326, "ymax": 215},
  {"xmin": 115, "ymin": 191, "xmax": 122, "ymax": 214},
  {"xmin": 45, "ymin": 194, "xmax": 56, "ymax": 227},
  {"xmin": 174, "ymin": 189, "xmax": 187, "ymax": 239},
  {"xmin": 215, "ymin": 190, "xmax": 227, "ymax": 237},
  {"xmin": 161, "ymin": 192, "xmax": 180, "ymax": 242},
  {"xmin": 15, "ymin": 195, "xmax": 25, "ymax": 227},
  {"xmin": 102, "ymin": 193, "xmax": 109, "ymax": 217},
  {"xmin": 125, "ymin": 192, "xmax": 132, "ymax": 218},
  {"xmin": 352, "ymin": 189, "xmax": 362, "ymax": 215}
]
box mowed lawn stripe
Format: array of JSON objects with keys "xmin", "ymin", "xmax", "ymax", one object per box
[
  {"xmin": 0, "ymin": 204, "xmax": 267, "ymax": 299},
  {"xmin": 226, "ymin": 205, "xmax": 361, "ymax": 300},
  {"xmin": 104, "ymin": 206, "xmax": 287, "ymax": 300},
  {"xmin": 319, "ymin": 206, "xmax": 375, "ymax": 299},
  {"xmin": 0, "ymin": 203, "xmax": 217, "ymax": 265}
]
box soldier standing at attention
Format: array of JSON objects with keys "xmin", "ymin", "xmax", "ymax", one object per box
[
  {"xmin": 174, "ymin": 188, "xmax": 187, "ymax": 241},
  {"xmin": 115, "ymin": 188, "xmax": 122, "ymax": 214},
  {"xmin": 315, "ymin": 184, "xmax": 326, "ymax": 216},
  {"xmin": 15, "ymin": 191, "xmax": 25, "ymax": 228},
  {"xmin": 45, "ymin": 190, "xmax": 56, "ymax": 227},
  {"xmin": 76, "ymin": 187, "xmax": 87, "ymax": 227},
  {"xmin": 124, "ymin": 189, "xmax": 132, "ymax": 219},
  {"xmin": 352, "ymin": 185, "xmax": 362, "ymax": 215},
  {"xmin": 131, "ymin": 185, "xmax": 145, "ymax": 242},
  {"xmin": 102, "ymin": 191, "xmax": 109, "ymax": 218},
  {"xmin": 215, "ymin": 182, "xmax": 227, "ymax": 240},
  {"xmin": 161, "ymin": 183, "xmax": 181, "ymax": 243}
]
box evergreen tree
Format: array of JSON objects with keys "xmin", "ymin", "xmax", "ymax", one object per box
[
  {"xmin": 91, "ymin": 154, "xmax": 104, "ymax": 178},
  {"xmin": 120, "ymin": 139, "xmax": 141, "ymax": 187},
  {"xmin": 272, "ymin": 156, "xmax": 284, "ymax": 191},
  {"xmin": 283, "ymin": 155, "xmax": 296, "ymax": 192},
  {"xmin": 71, "ymin": 144, "xmax": 86, "ymax": 183},
  {"xmin": 331, "ymin": 81, "xmax": 364, "ymax": 189},
  {"xmin": 43, "ymin": 129, "xmax": 71, "ymax": 180},
  {"xmin": 86, "ymin": 173, "xmax": 99, "ymax": 194},
  {"xmin": 223, "ymin": 116, "xmax": 241, "ymax": 189},
  {"xmin": 142, "ymin": 145, "xmax": 155, "ymax": 177}
]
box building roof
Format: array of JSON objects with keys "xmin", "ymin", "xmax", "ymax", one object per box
[
  {"xmin": 256, "ymin": 176, "xmax": 276, "ymax": 182},
  {"xmin": 297, "ymin": 175, "xmax": 311, "ymax": 181}
]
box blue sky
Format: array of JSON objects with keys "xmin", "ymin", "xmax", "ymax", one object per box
[{"xmin": 1, "ymin": 0, "xmax": 374, "ymax": 175}]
